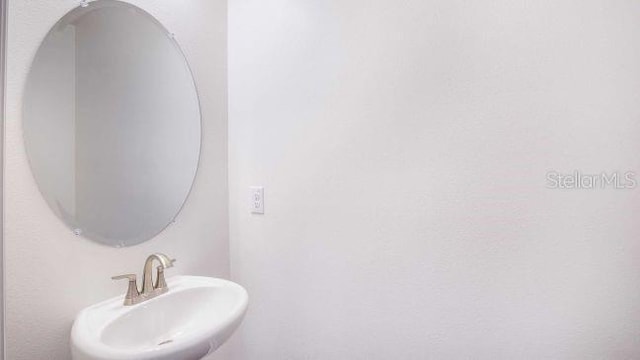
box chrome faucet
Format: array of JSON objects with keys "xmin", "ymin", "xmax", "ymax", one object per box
[{"xmin": 112, "ymin": 253, "xmax": 176, "ymax": 306}]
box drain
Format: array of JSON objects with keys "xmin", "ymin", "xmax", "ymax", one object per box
[{"xmin": 158, "ymin": 339, "xmax": 173, "ymax": 346}]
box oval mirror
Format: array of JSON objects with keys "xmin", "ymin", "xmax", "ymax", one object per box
[{"xmin": 23, "ymin": 0, "xmax": 201, "ymax": 247}]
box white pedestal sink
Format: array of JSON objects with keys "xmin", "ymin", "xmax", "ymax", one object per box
[{"xmin": 71, "ymin": 276, "xmax": 248, "ymax": 360}]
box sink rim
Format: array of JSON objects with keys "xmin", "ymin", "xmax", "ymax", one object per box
[{"xmin": 71, "ymin": 275, "xmax": 248, "ymax": 359}]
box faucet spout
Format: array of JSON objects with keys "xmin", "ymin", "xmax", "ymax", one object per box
[{"xmin": 142, "ymin": 253, "xmax": 175, "ymax": 295}]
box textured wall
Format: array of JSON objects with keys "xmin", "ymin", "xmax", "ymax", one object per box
[
  {"xmin": 228, "ymin": 0, "xmax": 640, "ymax": 358},
  {"xmin": 5, "ymin": 0, "xmax": 228, "ymax": 359}
]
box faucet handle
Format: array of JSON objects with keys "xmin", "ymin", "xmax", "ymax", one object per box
[
  {"xmin": 155, "ymin": 267, "xmax": 168, "ymax": 290},
  {"xmin": 154, "ymin": 258, "xmax": 176, "ymax": 292},
  {"xmin": 153, "ymin": 258, "xmax": 175, "ymax": 290},
  {"xmin": 112, "ymin": 274, "xmax": 140, "ymax": 306},
  {"xmin": 112, "ymin": 274, "xmax": 137, "ymax": 281}
]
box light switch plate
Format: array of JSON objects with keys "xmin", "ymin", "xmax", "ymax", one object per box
[{"xmin": 250, "ymin": 186, "xmax": 264, "ymax": 214}]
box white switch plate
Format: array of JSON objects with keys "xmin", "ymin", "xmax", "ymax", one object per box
[{"xmin": 250, "ymin": 186, "xmax": 264, "ymax": 214}]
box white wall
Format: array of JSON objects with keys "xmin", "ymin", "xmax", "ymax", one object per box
[
  {"xmin": 229, "ymin": 0, "xmax": 640, "ymax": 359},
  {"xmin": 6, "ymin": 1, "xmax": 228, "ymax": 359}
]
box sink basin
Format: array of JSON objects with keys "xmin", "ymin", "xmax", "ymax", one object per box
[{"xmin": 71, "ymin": 276, "xmax": 248, "ymax": 360}]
